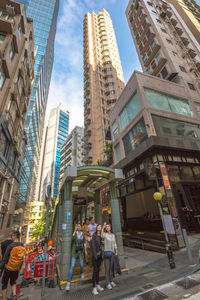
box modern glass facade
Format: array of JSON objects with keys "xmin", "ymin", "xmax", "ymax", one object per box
[
  {"xmin": 17, "ymin": 0, "xmax": 59, "ymax": 203},
  {"xmin": 54, "ymin": 110, "xmax": 69, "ymax": 198}
]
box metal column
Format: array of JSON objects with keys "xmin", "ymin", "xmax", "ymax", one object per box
[
  {"xmin": 109, "ymin": 182, "xmax": 125, "ymax": 268},
  {"xmin": 95, "ymin": 189, "xmax": 102, "ymax": 225}
]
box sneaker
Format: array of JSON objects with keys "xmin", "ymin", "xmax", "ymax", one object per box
[
  {"xmin": 81, "ymin": 274, "xmax": 84, "ymax": 280},
  {"xmin": 96, "ymin": 284, "xmax": 104, "ymax": 292},
  {"xmin": 92, "ymin": 287, "xmax": 99, "ymax": 296},
  {"xmin": 111, "ymin": 281, "xmax": 116, "ymax": 288},
  {"xmin": 65, "ymin": 282, "xmax": 70, "ymax": 291},
  {"xmin": 106, "ymin": 284, "xmax": 112, "ymax": 290}
]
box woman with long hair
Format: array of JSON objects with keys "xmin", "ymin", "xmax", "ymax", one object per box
[
  {"xmin": 102, "ymin": 223, "xmax": 117, "ymax": 290},
  {"xmin": 91, "ymin": 224, "xmax": 104, "ymax": 295}
]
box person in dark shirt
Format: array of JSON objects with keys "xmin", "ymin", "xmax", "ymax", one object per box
[
  {"xmin": 0, "ymin": 232, "xmax": 13, "ymax": 297},
  {"xmin": 1, "ymin": 233, "xmax": 13, "ymax": 259}
]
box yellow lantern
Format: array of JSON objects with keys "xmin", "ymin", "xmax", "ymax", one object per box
[{"xmin": 153, "ymin": 192, "xmax": 162, "ymax": 201}]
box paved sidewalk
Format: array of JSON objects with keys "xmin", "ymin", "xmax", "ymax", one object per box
[{"xmin": 21, "ymin": 236, "xmax": 200, "ymax": 300}]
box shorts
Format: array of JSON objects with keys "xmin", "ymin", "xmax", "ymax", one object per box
[{"xmin": 2, "ymin": 268, "xmax": 19, "ymax": 290}]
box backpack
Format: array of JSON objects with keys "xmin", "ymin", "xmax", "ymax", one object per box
[
  {"xmin": 7, "ymin": 245, "xmax": 26, "ymax": 271},
  {"xmin": 76, "ymin": 233, "xmax": 84, "ymax": 252}
]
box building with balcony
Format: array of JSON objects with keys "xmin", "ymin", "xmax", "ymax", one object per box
[
  {"xmin": 17, "ymin": 0, "xmax": 59, "ymax": 205},
  {"xmin": 0, "ymin": 0, "xmax": 34, "ymax": 239},
  {"xmin": 60, "ymin": 126, "xmax": 84, "ymax": 182},
  {"xmin": 126, "ymin": 0, "xmax": 200, "ymax": 93},
  {"xmin": 83, "ymin": 9, "xmax": 125, "ymax": 165},
  {"xmin": 39, "ymin": 107, "xmax": 70, "ymax": 201}
]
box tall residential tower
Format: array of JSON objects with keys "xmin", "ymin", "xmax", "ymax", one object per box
[
  {"xmin": 17, "ymin": 0, "xmax": 59, "ymax": 204},
  {"xmin": 83, "ymin": 9, "xmax": 125, "ymax": 165}
]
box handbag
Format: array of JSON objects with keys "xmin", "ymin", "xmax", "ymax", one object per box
[{"xmin": 104, "ymin": 251, "xmax": 112, "ymax": 258}]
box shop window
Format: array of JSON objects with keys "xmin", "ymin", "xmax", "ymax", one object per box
[
  {"xmin": 123, "ymin": 118, "xmax": 148, "ymax": 156},
  {"xmin": 119, "ymin": 91, "xmax": 141, "ymax": 131},
  {"xmin": 167, "ymin": 165, "xmax": 180, "ymax": 182},
  {"xmin": 0, "ymin": 66, "xmax": 6, "ymax": 90},
  {"xmin": 114, "ymin": 143, "xmax": 121, "ymax": 163},
  {"xmin": 144, "ymin": 88, "xmax": 193, "ymax": 117},
  {"xmin": 180, "ymin": 166, "xmax": 194, "ymax": 180},
  {"xmin": 152, "ymin": 115, "xmax": 200, "ymax": 140},
  {"xmin": 193, "ymin": 166, "xmax": 200, "ymax": 180},
  {"xmin": 112, "ymin": 120, "xmax": 118, "ymax": 141}
]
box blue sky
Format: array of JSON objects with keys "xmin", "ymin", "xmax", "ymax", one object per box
[
  {"xmin": 47, "ymin": 0, "xmax": 139, "ymax": 129},
  {"xmin": 47, "ymin": 0, "xmax": 200, "ymax": 130}
]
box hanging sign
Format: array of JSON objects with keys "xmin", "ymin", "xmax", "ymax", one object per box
[{"xmin": 67, "ymin": 212, "xmax": 72, "ymax": 220}]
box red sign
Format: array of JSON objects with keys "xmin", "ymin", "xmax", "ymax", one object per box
[{"xmin": 33, "ymin": 261, "xmax": 49, "ymax": 278}]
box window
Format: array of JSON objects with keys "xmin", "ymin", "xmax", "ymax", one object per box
[
  {"xmin": 104, "ymin": 67, "xmax": 112, "ymax": 72},
  {"xmin": 142, "ymin": 54, "xmax": 148, "ymax": 63},
  {"xmin": 114, "ymin": 144, "xmax": 121, "ymax": 163},
  {"xmin": 161, "ymin": 28, "xmax": 167, "ymax": 33},
  {"xmin": 172, "ymin": 51, "xmax": 178, "ymax": 56},
  {"xmin": 0, "ymin": 33, "xmax": 6, "ymax": 44},
  {"xmin": 107, "ymin": 99, "xmax": 116, "ymax": 105},
  {"xmin": 133, "ymin": 25, "xmax": 137, "ymax": 33},
  {"xmin": 139, "ymin": 11, "xmax": 143, "ymax": 18},
  {"xmin": 153, "ymin": 115, "xmax": 200, "ymax": 141},
  {"xmin": 146, "ymin": 29, "xmax": 151, "ymax": 38},
  {"xmin": 166, "ymin": 39, "xmax": 172, "ymax": 44},
  {"xmin": 139, "ymin": 43, "xmax": 143, "ymax": 52},
  {"xmin": 0, "ymin": 126, "xmax": 9, "ymax": 157},
  {"xmin": 142, "ymin": 20, "xmax": 147, "ymax": 29},
  {"xmin": 123, "ymin": 118, "xmax": 147, "ymax": 156},
  {"xmin": 104, "ymin": 61, "xmax": 111, "ymax": 65},
  {"xmin": 103, "ymin": 44, "xmax": 108, "ymax": 47},
  {"xmin": 179, "ymin": 65, "xmax": 187, "ymax": 72},
  {"xmin": 152, "ymin": 10, "xmax": 157, "ymax": 14},
  {"xmin": 146, "ymin": 66, "xmax": 152, "ymax": 74},
  {"xmin": 111, "ymin": 90, "xmax": 115, "ymax": 94},
  {"xmin": 188, "ymin": 83, "xmax": 196, "ymax": 90},
  {"xmin": 120, "ymin": 92, "xmax": 141, "ymax": 131},
  {"xmin": 112, "ymin": 121, "xmax": 118, "ymax": 141},
  {"xmin": 0, "ymin": 214, "xmax": 4, "ymax": 229},
  {"xmin": 0, "ymin": 66, "xmax": 5, "ymax": 89},
  {"xmin": 161, "ymin": 67, "xmax": 168, "ymax": 78},
  {"xmin": 144, "ymin": 88, "xmax": 194, "ymax": 117},
  {"xmin": 150, "ymin": 40, "xmax": 156, "ymax": 50},
  {"xmin": 155, "ymin": 52, "xmax": 162, "ymax": 63},
  {"xmin": 136, "ymin": 34, "xmax": 140, "ymax": 41},
  {"xmin": 9, "ymin": 42, "xmax": 15, "ymax": 60},
  {"xmin": 147, "ymin": 1, "xmax": 153, "ymax": 6},
  {"xmin": 194, "ymin": 102, "xmax": 200, "ymax": 115},
  {"xmin": 18, "ymin": 23, "xmax": 22, "ymax": 38},
  {"xmin": 156, "ymin": 19, "xmax": 161, "ymax": 23},
  {"xmin": 105, "ymin": 82, "xmax": 114, "ymax": 87}
]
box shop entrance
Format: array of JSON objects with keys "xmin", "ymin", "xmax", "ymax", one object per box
[{"xmin": 174, "ymin": 182, "xmax": 200, "ymax": 233}]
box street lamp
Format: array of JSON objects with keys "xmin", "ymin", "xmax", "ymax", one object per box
[{"xmin": 153, "ymin": 192, "xmax": 176, "ymax": 269}]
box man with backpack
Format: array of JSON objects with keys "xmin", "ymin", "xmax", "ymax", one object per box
[
  {"xmin": 0, "ymin": 231, "xmax": 25, "ymax": 300},
  {"xmin": 65, "ymin": 224, "xmax": 85, "ymax": 292}
]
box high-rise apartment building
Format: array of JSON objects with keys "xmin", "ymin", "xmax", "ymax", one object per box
[
  {"xmin": 0, "ymin": 0, "xmax": 34, "ymax": 237},
  {"xmin": 40, "ymin": 107, "xmax": 69, "ymax": 201},
  {"xmin": 126, "ymin": 0, "xmax": 200, "ymax": 93},
  {"xmin": 60, "ymin": 126, "xmax": 84, "ymax": 182},
  {"xmin": 17, "ymin": 0, "xmax": 59, "ymax": 204},
  {"xmin": 83, "ymin": 9, "xmax": 125, "ymax": 165}
]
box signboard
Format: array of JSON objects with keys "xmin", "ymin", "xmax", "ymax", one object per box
[
  {"xmin": 163, "ymin": 214, "xmax": 175, "ymax": 234},
  {"xmin": 67, "ymin": 212, "xmax": 72, "ymax": 219},
  {"xmin": 74, "ymin": 198, "xmax": 86, "ymax": 206}
]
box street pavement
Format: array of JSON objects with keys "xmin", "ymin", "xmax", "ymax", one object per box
[{"xmin": 20, "ymin": 235, "xmax": 200, "ymax": 300}]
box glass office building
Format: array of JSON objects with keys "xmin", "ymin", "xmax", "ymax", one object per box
[
  {"xmin": 17, "ymin": 0, "xmax": 59, "ymax": 203},
  {"xmin": 40, "ymin": 108, "xmax": 69, "ymax": 200}
]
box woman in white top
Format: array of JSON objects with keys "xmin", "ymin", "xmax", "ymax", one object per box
[{"xmin": 102, "ymin": 223, "xmax": 118, "ymax": 290}]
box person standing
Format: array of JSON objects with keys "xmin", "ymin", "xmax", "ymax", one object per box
[
  {"xmin": 91, "ymin": 225, "xmax": 104, "ymax": 296},
  {"xmin": 87, "ymin": 217, "xmax": 97, "ymax": 236},
  {"xmin": 1, "ymin": 231, "xmax": 25, "ymax": 300},
  {"xmin": 102, "ymin": 223, "xmax": 117, "ymax": 290},
  {"xmin": 82, "ymin": 218, "xmax": 89, "ymax": 233},
  {"xmin": 65, "ymin": 224, "xmax": 85, "ymax": 292}
]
